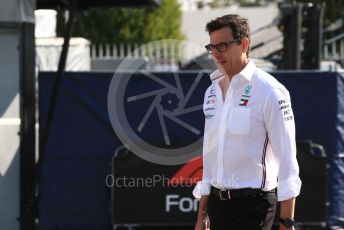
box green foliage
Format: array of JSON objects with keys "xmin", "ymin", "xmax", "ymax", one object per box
[
  {"xmin": 144, "ymin": 0, "xmax": 184, "ymax": 42},
  {"xmin": 56, "ymin": 0, "xmax": 184, "ymax": 44},
  {"xmin": 206, "ymin": 0, "xmax": 275, "ymax": 8},
  {"xmin": 207, "ymin": 0, "xmax": 233, "ymax": 8}
]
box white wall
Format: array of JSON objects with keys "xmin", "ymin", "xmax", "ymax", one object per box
[
  {"xmin": 181, "ymin": 5, "xmax": 282, "ymax": 58},
  {"xmin": 36, "ymin": 37, "xmax": 91, "ymax": 71}
]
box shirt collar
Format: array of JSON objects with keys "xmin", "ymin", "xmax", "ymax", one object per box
[
  {"xmin": 209, "ymin": 69, "xmax": 225, "ymax": 82},
  {"xmin": 237, "ymin": 60, "xmax": 256, "ymax": 82},
  {"xmin": 209, "ymin": 60, "xmax": 256, "ymax": 82}
]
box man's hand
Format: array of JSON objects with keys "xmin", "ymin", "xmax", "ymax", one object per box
[
  {"xmin": 195, "ymin": 195, "xmax": 209, "ymax": 230},
  {"xmin": 195, "ymin": 213, "xmax": 209, "ymax": 230},
  {"xmin": 194, "ymin": 219, "xmax": 203, "ymax": 230}
]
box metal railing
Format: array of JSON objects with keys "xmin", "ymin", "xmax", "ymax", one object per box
[
  {"xmin": 90, "ymin": 41, "xmax": 209, "ymax": 71},
  {"xmin": 90, "ymin": 42, "xmax": 199, "ymax": 62},
  {"xmin": 90, "ymin": 29, "xmax": 344, "ymax": 69},
  {"xmin": 323, "ymin": 33, "xmax": 344, "ymax": 64}
]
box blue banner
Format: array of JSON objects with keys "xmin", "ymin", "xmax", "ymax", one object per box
[{"xmin": 38, "ymin": 71, "xmax": 344, "ymax": 229}]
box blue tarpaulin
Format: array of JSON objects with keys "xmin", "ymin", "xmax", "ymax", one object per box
[{"xmin": 38, "ymin": 71, "xmax": 344, "ymax": 229}]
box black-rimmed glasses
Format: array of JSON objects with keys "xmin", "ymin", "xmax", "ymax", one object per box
[{"xmin": 205, "ymin": 39, "xmax": 240, "ymax": 54}]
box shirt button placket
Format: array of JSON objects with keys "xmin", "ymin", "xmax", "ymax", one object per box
[{"xmin": 216, "ymin": 78, "xmax": 236, "ymax": 187}]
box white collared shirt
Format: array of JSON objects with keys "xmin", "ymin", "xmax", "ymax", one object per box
[{"xmin": 193, "ymin": 60, "xmax": 301, "ymax": 201}]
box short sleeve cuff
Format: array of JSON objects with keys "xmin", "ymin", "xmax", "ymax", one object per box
[
  {"xmin": 277, "ymin": 177, "xmax": 302, "ymax": 201},
  {"xmin": 192, "ymin": 181, "xmax": 211, "ymax": 199}
]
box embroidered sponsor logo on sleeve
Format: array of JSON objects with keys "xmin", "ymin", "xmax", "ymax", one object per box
[{"xmin": 279, "ymin": 99, "xmax": 293, "ymax": 121}]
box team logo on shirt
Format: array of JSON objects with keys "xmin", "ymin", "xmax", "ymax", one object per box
[
  {"xmin": 239, "ymin": 85, "xmax": 252, "ymax": 106},
  {"xmin": 244, "ymin": 85, "xmax": 252, "ymax": 95},
  {"xmin": 239, "ymin": 99, "xmax": 249, "ymax": 106}
]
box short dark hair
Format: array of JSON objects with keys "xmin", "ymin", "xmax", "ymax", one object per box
[{"xmin": 206, "ymin": 14, "xmax": 250, "ymax": 56}]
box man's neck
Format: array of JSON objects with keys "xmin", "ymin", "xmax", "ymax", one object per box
[{"xmin": 224, "ymin": 57, "xmax": 249, "ymax": 81}]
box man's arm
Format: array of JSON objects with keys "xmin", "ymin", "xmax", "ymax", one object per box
[
  {"xmin": 279, "ymin": 197, "xmax": 296, "ymax": 230},
  {"xmin": 263, "ymin": 88, "xmax": 301, "ymax": 228},
  {"xmin": 195, "ymin": 195, "xmax": 209, "ymax": 230}
]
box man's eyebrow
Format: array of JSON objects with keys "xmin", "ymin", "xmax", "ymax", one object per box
[{"xmin": 210, "ymin": 42, "xmax": 227, "ymax": 45}]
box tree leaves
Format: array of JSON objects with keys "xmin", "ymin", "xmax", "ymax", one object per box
[{"xmin": 57, "ymin": 0, "xmax": 184, "ymax": 44}]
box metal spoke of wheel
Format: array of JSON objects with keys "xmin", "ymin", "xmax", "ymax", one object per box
[
  {"xmin": 141, "ymin": 70, "xmax": 177, "ymax": 92},
  {"xmin": 178, "ymin": 72, "xmax": 203, "ymax": 109},
  {"xmin": 164, "ymin": 112, "xmax": 200, "ymax": 135},
  {"xmin": 157, "ymin": 106, "xmax": 171, "ymax": 145},
  {"xmin": 173, "ymin": 71, "xmax": 184, "ymax": 98},
  {"xmin": 173, "ymin": 104, "xmax": 203, "ymax": 116},
  {"xmin": 127, "ymin": 89, "xmax": 166, "ymax": 102},
  {"xmin": 137, "ymin": 96, "xmax": 160, "ymax": 132}
]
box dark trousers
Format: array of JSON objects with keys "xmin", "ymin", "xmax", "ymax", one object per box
[{"xmin": 207, "ymin": 191, "xmax": 277, "ymax": 230}]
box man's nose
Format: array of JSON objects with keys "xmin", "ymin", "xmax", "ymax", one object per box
[{"xmin": 213, "ymin": 50, "xmax": 222, "ymax": 58}]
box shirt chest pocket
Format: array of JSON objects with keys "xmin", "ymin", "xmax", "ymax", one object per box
[{"xmin": 228, "ymin": 108, "xmax": 251, "ymax": 135}]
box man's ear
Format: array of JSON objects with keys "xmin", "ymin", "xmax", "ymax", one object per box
[{"xmin": 241, "ymin": 37, "xmax": 250, "ymax": 54}]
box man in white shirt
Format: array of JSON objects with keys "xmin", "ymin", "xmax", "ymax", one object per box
[{"xmin": 193, "ymin": 14, "xmax": 301, "ymax": 230}]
